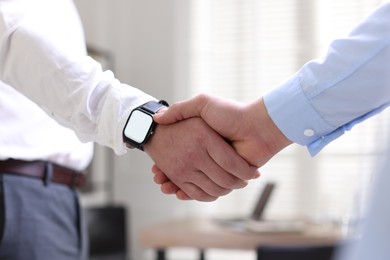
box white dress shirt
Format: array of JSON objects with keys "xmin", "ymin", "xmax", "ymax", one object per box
[
  {"xmin": 264, "ymin": 2, "xmax": 390, "ymax": 260},
  {"xmin": 0, "ymin": 0, "xmax": 154, "ymax": 170}
]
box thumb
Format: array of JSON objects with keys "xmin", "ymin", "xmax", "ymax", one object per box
[
  {"xmin": 154, "ymin": 97, "xmax": 205, "ymax": 124},
  {"xmin": 153, "ymin": 106, "xmax": 180, "ymax": 124}
]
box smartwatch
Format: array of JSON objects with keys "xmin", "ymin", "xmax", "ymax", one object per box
[{"xmin": 123, "ymin": 100, "xmax": 169, "ymax": 150}]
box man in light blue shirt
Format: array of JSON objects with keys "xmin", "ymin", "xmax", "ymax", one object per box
[
  {"xmin": 153, "ymin": 2, "xmax": 390, "ymax": 259},
  {"xmin": 264, "ymin": 1, "xmax": 390, "ymax": 156}
]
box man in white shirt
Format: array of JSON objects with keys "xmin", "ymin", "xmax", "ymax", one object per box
[
  {"xmin": 153, "ymin": 2, "xmax": 390, "ymax": 259},
  {"xmin": 0, "ymin": 0, "xmax": 260, "ymax": 259}
]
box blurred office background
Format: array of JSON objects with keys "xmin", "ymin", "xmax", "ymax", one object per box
[{"xmin": 74, "ymin": 0, "xmax": 389, "ymax": 259}]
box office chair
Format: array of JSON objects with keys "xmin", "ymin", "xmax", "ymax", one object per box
[
  {"xmin": 85, "ymin": 205, "xmax": 128, "ymax": 260},
  {"xmin": 256, "ymin": 244, "xmax": 337, "ymax": 260}
]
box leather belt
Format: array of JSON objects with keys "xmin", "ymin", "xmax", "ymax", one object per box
[{"xmin": 0, "ymin": 159, "xmax": 87, "ymax": 189}]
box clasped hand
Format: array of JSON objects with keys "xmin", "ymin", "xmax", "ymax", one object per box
[{"xmin": 145, "ymin": 94, "xmax": 291, "ymax": 201}]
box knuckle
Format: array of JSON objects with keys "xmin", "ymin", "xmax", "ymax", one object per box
[
  {"xmin": 239, "ymin": 168, "xmax": 259, "ymax": 181},
  {"xmin": 196, "ymin": 93, "xmax": 210, "ymax": 104},
  {"xmin": 202, "ymin": 179, "xmax": 233, "ymax": 197},
  {"xmin": 221, "ymin": 176, "xmax": 247, "ymax": 189},
  {"xmin": 209, "ymin": 186, "xmax": 231, "ymax": 197},
  {"xmin": 218, "ymin": 175, "xmax": 237, "ymax": 189}
]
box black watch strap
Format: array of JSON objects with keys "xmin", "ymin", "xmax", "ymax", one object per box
[{"xmin": 140, "ymin": 100, "xmax": 169, "ymax": 114}]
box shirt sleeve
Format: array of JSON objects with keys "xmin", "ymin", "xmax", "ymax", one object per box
[
  {"xmin": 0, "ymin": 1, "xmax": 155, "ymax": 155},
  {"xmin": 263, "ymin": 2, "xmax": 390, "ymax": 156}
]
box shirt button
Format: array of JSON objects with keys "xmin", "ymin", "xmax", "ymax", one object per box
[{"xmin": 304, "ymin": 129, "xmax": 315, "ymax": 137}]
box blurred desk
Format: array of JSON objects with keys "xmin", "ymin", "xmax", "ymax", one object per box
[{"xmin": 139, "ymin": 217, "xmax": 344, "ymax": 260}]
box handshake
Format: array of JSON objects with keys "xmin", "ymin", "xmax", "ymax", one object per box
[{"xmin": 142, "ymin": 94, "xmax": 292, "ymax": 202}]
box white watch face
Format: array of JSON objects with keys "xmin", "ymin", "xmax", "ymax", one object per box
[{"xmin": 124, "ymin": 110, "xmax": 154, "ymax": 143}]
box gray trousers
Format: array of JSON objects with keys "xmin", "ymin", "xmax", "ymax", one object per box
[{"xmin": 0, "ymin": 173, "xmax": 87, "ymax": 260}]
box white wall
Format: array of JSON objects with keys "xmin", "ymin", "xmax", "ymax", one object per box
[{"xmin": 74, "ymin": 1, "xmax": 192, "ymax": 259}]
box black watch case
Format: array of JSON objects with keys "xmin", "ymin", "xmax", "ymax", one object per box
[{"xmin": 123, "ymin": 100, "xmax": 168, "ymax": 150}]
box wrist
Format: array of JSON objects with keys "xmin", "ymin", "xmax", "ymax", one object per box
[{"xmin": 248, "ymin": 98, "xmax": 292, "ymax": 161}]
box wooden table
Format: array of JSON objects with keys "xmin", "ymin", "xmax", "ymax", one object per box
[{"xmin": 139, "ymin": 217, "xmax": 344, "ymax": 260}]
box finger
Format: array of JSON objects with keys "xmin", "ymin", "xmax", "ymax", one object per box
[
  {"xmin": 152, "ymin": 165, "xmax": 171, "ymax": 184},
  {"xmin": 196, "ymin": 155, "xmax": 249, "ymax": 190},
  {"xmin": 153, "ymin": 173, "xmax": 170, "ymax": 185},
  {"xmin": 153, "ymin": 164, "xmax": 222, "ymax": 200},
  {"xmin": 176, "ymin": 190, "xmax": 193, "ymax": 200},
  {"xmin": 184, "ymin": 170, "xmax": 232, "ymax": 198},
  {"xmin": 152, "ymin": 165, "xmax": 181, "ymax": 195},
  {"xmin": 195, "ymin": 129, "xmax": 259, "ymax": 189},
  {"xmin": 179, "ymin": 182, "xmax": 218, "ymax": 202},
  {"xmin": 161, "ymin": 181, "xmax": 180, "ymax": 194},
  {"xmin": 159, "ymin": 182, "xmax": 193, "ymax": 201},
  {"xmin": 151, "ymin": 164, "xmax": 161, "ymax": 175},
  {"xmin": 153, "ymin": 94, "xmax": 209, "ymax": 124},
  {"xmin": 158, "ymin": 167, "xmax": 231, "ymax": 200},
  {"xmin": 160, "ymin": 181, "xmax": 193, "ymax": 200},
  {"xmin": 206, "ymin": 133, "xmax": 261, "ymax": 182}
]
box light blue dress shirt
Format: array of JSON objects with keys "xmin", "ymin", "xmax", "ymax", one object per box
[
  {"xmin": 264, "ymin": 2, "xmax": 390, "ymax": 156},
  {"xmin": 264, "ymin": 2, "xmax": 390, "ymax": 260}
]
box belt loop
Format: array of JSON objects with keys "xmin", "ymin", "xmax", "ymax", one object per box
[{"xmin": 44, "ymin": 161, "xmax": 53, "ymax": 187}]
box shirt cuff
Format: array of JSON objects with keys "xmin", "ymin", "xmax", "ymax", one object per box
[{"xmin": 263, "ymin": 74, "xmax": 337, "ymax": 156}]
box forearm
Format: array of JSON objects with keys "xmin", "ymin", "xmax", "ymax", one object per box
[{"xmin": 0, "ymin": 7, "xmax": 155, "ymax": 155}]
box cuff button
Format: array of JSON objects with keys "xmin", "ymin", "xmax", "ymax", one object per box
[{"xmin": 304, "ymin": 129, "xmax": 315, "ymax": 137}]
